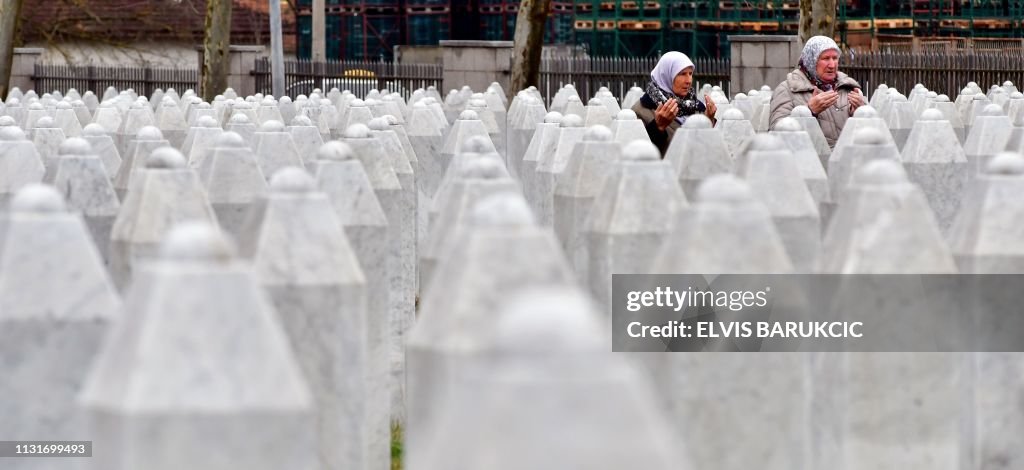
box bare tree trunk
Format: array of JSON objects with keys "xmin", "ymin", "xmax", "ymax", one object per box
[
  {"xmin": 202, "ymin": 0, "xmax": 233, "ymax": 102},
  {"xmin": 509, "ymin": 0, "xmax": 551, "ymax": 102},
  {"xmin": 0, "ymin": 0, "xmax": 24, "ymax": 101},
  {"xmin": 799, "ymin": 0, "xmax": 836, "ymax": 43}
]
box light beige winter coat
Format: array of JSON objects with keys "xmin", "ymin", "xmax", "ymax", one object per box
[{"xmin": 769, "ymin": 68, "xmax": 861, "ymax": 148}]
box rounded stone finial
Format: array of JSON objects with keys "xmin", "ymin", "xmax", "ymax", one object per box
[
  {"xmin": 269, "ymin": 167, "xmax": 316, "ymax": 193},
  {"xmin": 197, "ymin": 116, "xmax": 220, "ymax": 128},
  {"xmin": 747, "ymin": 133, "xmax": 785, "ymax": 151},
  {"xmin": 215, "ymin": 131, "xmax": 246, "ymax": 148},
  {"xmin": 317, "ymin": 141, "xmax": 355, "ymax": 161},
  {"xmin": 468, "ymin": 98, "xmax": 487, "ymax": 108},
  {"xmin": 854, "ymin": 159, "xmax": 906, "ymax": 185},
  {"xmin": 1004, "ymin": 80, "xmax": 1015, "ymax": 87},
  {"xmin": 368, "ymin": 117, "xmax": 390, "ymax": 131},
  {"xmin": 137, "ymin": 125, "xmax": 164, "ymax": 140},
  {"xmin": 1012, "ymin": 92, "xmax": 1024, "ymax": 100},
  {"xmin": 935, "ymin": 94, "xmax": 951, "ymax": 102},
  {"xmin": 468, "ymin": 192, "xmax": 536, "ymax": 227},
  {"xmin": 228, "ymin": 113, "xmax": 251, "ymax": 124},
  {"xmin": 458, "ymin": 110, "xmax": 479, "ymax": 121},
  {"xmin": 682, "ymin": 114, "xmax": 712, "ymax": 129},
  {"xmin": 890, "ymin": 94, "xmax": 908, "ymax": 103},
  {"xmin": 615, "ymin": 109, "xmax": 637, "ymax": 120},
  {"xmin": 0, "ymin": 116, "xmax": 17, "ymax": 127},
  {"xmin": 696, "ymin": 174, "xmax": 754, "ymax": 204},
  {"xmin": 560, "ymin": 114, "xmax": 584, "ymax": 128},
  {"xmin": 790, "ymin": 105, "xmax": 813, "ymax": 118},
  {"xmin": 733, "ymin": 93, "xmax": 748, "ymax": 101},
  {"xmin": 460, "ymin": 157, "xmax": 506, "ymax": 179},
  {"xmin": 853, "ymin": 127, "xmax": 887, "ymax": 145},
  {"xmin": 82, "ymin": 123, "xmax": 107, "ymax": 136},
  {"xmin": 622, "ymin": 140, "xmax": 660, "ymax": 161},
  {"xmin": 774, "ymin": 117, "xmax": 803, "ymax": 132},
  {"xmin": 584, "ymin": 125, "xmax": 613, "ymax": 142},
  {"xmin": 852, "ymin": 105, "xmax": 879, "ymax": 118},
  {"xmin": 0, "ymin": 126, "xmax": 26, "ymax": 141},
  {"xmin": 461, "ymin": 135, "xmax": 493, "ymax": 154},
  {"xmin": 145, "ymin": 147, "xmax": 187, "ymax": 169},
  {"xmin": 10, "ymin": 184, "xmax": 66, "ymax": 213},
  {"xmin": 345, "ymin": 123, "xmax": 372, "ymax": 139},
  {"xmin": 986, "ymin": 152, "xmax": 1024, "ymax": 175},
  {"xmin": 721, "ymin": 108, "xmax": 746, "ymax": 120},
  {"xmin": 919, "ymin": 108, "xmax": 945, "ymax": 121},
  {"xmin": 259, "ymin": 120, "xmax": 285, "ymax": 132},
  {"xmin": 350, "ymin": 98, "xmax": 366, "ymax": 107},
  {"xmin": 587, "ymin": 98, "xmax": 603, "ymax": 106},
  {"xmin": 6, "ymin": 98, "xmax": 19, "ymax": 106},
  {"xmin": 261, "ymin": 96, "xmax": 277, "ymax": 106},
  {"xmin": 160, "ymin": 222, "xmax": 236, "ymax": 263},
  {"xmin": 982, "ymin": 104, "xmax": 1005, "ymax": 116},
  {"xmin": 58, "ymin": 137, "xmax": 92, "ymax": 156},
  {"xmin": 565, "ymin": 84, "xmax": 576, "ymax": 90},
  {"xmin": 291, "ymin": 115, "xmax": 313, "ymax": 126},
  {"xmin": 543, "ymin": 112, "xmax": 563, "ymax": 124},
  {"xmin": 35, "ymin": 116, "xmax": 56, "ymax": 128},
  {"xmin": 567, "ymin": 95, "xmax": 583, "ymax": 104},
  {"xmin": 56, "ymin": 101, "xmax": 72, "ymax": 110}
]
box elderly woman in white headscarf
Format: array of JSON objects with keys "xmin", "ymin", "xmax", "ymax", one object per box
[
  {"xmin": 632, "ymin": 51, "xmax": 717, "ymax": 156},
  {"xmin": 769, "ymin": 35, "xmax": 864, "ymax": 148}
]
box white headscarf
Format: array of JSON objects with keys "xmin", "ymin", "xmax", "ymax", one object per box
[
  {"xmin": 799, "ymin": 36, "xmax": 841, "ymax": 82},
  {"xmin": 651, "ymin": 51, "xmax": 695, "ymax": 98}
]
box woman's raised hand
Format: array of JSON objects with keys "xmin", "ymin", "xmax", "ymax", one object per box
[
  {"xmin": 704, "ymin": 94, "xmax": 717, "ymax": 119},
  {"xmin": 655, "ymin": 99, "xmax": 678, "ymax": 130},
  {"xmin": 807, "ymin": 88, "xmax": 839, "ymax": 115},
  {"xmin": 848, "ymin": 88, "xmax": 865, "ymax": 115}
]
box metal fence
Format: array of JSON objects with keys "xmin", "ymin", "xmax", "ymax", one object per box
[
  {"xmin": 843, "ymin": 50, "xmax": 1024, "ymax": 99},
  {"xmin": 252, "ymin": 58, "xmax": 443, "ymax": 100},
  {"xmin": 32, "ymin": 64, "xmax": 198, "ymax": 98},
  {"xmin": 538, "ymin": 56, "xmax": 732, "ymax": 104}
]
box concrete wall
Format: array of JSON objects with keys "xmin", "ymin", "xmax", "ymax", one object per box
[
  {"xmin": 9, "ymin": 48, "xmax": 43, "ymax": 93},
  {"xmin": 440, "ymin": 40, "xmax": 512, "ymax": 93},
  {"xmin": 729, "ymin": 35, "xmax": 803, "ymax": 95},
  {"xmin": 395, "ymin": 45, "xmax": 443, "ymax": 64},
  {"xmin": 22, "ymin": 41, "xmax": 198, "ymax": 68}
]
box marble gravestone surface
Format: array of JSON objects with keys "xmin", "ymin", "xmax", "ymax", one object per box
[
  {"xmin": 789, "ymin": 105, "xmax": 832, "ymax": 168},
  {"xmin": 198, "ymin": 131, "xmax": 268, "ymax": 239},
  {"xmin": 182, "ymin": 116, "xmax": 224, "ymax": 168},
  {"xmin": 584, "ymin": 140, "xmax": 688, "ymax": 312},
  {"xmin": 408, "ymin": 288, "xmax": 687, "ymax": 470},
  {"xmin": 664, "ymin": 114, "xmax": 732, "ymax": 201},
  {"xmin": 31, "ymin": 116, "xmax": 67, "ymax": 183},
  {"xmin": 109, "ymin": 147, "xmax": 218, "ymax": 290},
  {"xmin": 226, "ymin": 113, "xmax": 258, "ymax": 150},
  {"xmin": 963, "ymin": 104, "xmax": 1013, "ymax": 174},
  {"xmin": 553, "ymin": 125, "xmax": 622, "ymax": 281},
  {"xmin": 900, "ymin": 108, "xmax": 970, "ymax": 234},
  {"xmin": 82, "ymin": 123, "xmax": 123, "ymax": 178},
  {"xmin": 341, "ymin": 123, "xmax": 413, "ymax": 424},
  {"xmin": 732, "ymin": 134, "xmax": 821, "ymax": 272},
  {"xmin": 828, "ymin": 127, "xmax": 902, "ymax": 205},
  {"xmin": 406, "ymin": 102, "xmax": 446, "ymax": 199},
  {"xmin": 768, "ymin": 117, "xmax": 831, "ymax": 212},
  {"xmin": 0, "ymin": 185, "xmax": 121, "ymax": 470},
  {"xmin": 288, "ymin": 115, "xmax": 325, "ymax": 168},
  {"xmin": 506, "ymin": 95, "xmax": 546, "ymax": 181},
  {"xmin": 610, "ymin": 109, "xmax": 651, "ymax": 147},
  {"xmin": 155, "ymin": 99, "xmax": 189, "ymax": 149},
  {"xmin": 53, "ymin": 100, "xmax": 83, "ymax": 138},
  {"xmin": 717, "ymin": 108, "xmax": 755, "ymax": 161},
  {"xmin": 238, "ymin": 167, "xmax": 382, "ymax": 470},
  {"xmin": 534, "ymin": 114, "xmax": 586, "ymax": 226},
  {"xmin": 79, "ymin": 222, "xmax": 316, "ymax": 470},
  {"xmin": 948, "ymin": 151, "xmax": 1024, "ymax": 273},
  {"xmin": 0, "ymin": 126, "xmax": 45, "ymax": 206},
  {"xmin": 406, "ymin": 193, "xmax": 576, "ymax": 457},
  {"xmin": 52, "ymin": 138, "xmax": 121, "ymax": 266},
  {"xmin": 520, "ymin": 112, "xmax": 562, "ymax": 210},
  {"xmin": 253, "ymin": 120, "xmax": 304, "ymax": 181},
  {"xmin": 113, "ymin": 126, "xmax": 171, "ymax": 200}
]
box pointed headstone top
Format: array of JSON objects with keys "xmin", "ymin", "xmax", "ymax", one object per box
[
  {"xmin": 790, "ymin": 105, "xmax": 812, "ymax": 117},
  {"xmin": 160, "ymin": 221, "xmax": 236, "ymax": 263},
  {"xmin": 145, "ymin": 147, "xmax": 186, "ymax": 169},
  {"xmin": 56, "ymin": 101, "xmax": 72, "ymax": 110},
  {"xmin": 583, "ymin": 125, "xmax": 613, "ymax": 142},
  {"xmin": 560, "ymin": 114, "xmax": 583, "ymax": 128},
  {"xmin": 697, "ymin": 174, "xmax": 754, "ymax": 204},
  {"xmin": 459, "ymin": 110, "xmax": 479, "ymax": 121},
  {"xmin": 290, "ymin": 115, "xmax": 313, "ymax": 126},
  {"xmin": 615, "ymin": 109, "xmax": 637, "ymax": 120},
  {"xmin": 774, "ymin": 117, "xmax": 802, "ymax": 131},
  {"xmin": 544, "ymin": 112, "xmax": 563, "ymax": 123},
  {"xmin": 368, "ymin": 117, "xmax": 390, "ymax": 131},
  {"xmin": 986, "ymin": 151, "xmax": 1024, "ymax": 175},
  {"xmin": 259, "ymin": 120, "xmax": 285, "ymax": 132},
  {"xmin": 36, "ymin": 116, "xmax": 56, "ymax": 128},
  {"xmin": 853, "ymin": 126, "xmax": 887, "ymax": 145},
  {"xmin": 136, "ymin": 125, "xmax": 163, "ymax": 140},
  {"xmin": 982, "ymin": 104, "xmax": 1004, "ymax": 116},
  {"xmin": 460, "ymin": 157, "xmax": 506, "ymax": 179},
  {"xmin": 683, "ymin": 114, "xmax": 712, "ymax": 129},
  {"xmin": 198, "ymin": 116, "xmax": 220, "ymax": 128},
  {"xmin": 215, "ymin": 131, "xmax": 246, "ymax": 147},
  {"xmin": 853, "ymin": 159, "xmax": 906, "ymax": 185},
  {"xmin": 468, "ymin": 192, "xmax": 535, "ymax": 228},
  {"xmin": 82, "ymin": 123, "xmax": 106, "ymax": 136},
  {"xmin": 919, "ymin": 108, "xmax": 944, "ymax": 121},
  {"xmin": 58, "ymin": 137, "xmax": 92, "ymax": 156},
  {"xmin": 0, "ymin": 126, "xmax": 26, "ymax": 141},
  {"xmin": 10, "ymin": 184, "xmax": 66, "ymax": 213},
  {"xmin": 461, "ymin": 135, "xmax": 493, "ymax": 153},
  {"xmin": 345, "ymin": 123, "xmax": 372, "ymax": 139},
  {"xmin": 721, "ymin": 108, "xmax": 746, "ymax": 120},
  {"xmin": 622, "ymin": 140, "xmax": 660, "ymax": 161},
  {"xmin": 229, "ymin": 113, "xmax": 251, "ymax": 124},
  {"xmin": 0, "ymin": 116, "xmax": 16, "ymax": 126},
  {"xmin": 853, "ymin": 105, "xmax": 878, "ymax": 118},
  {"xmin": 317, "ymin": 141, "xmax": 355, "ymax": 161},
  {"xmin": 269, "ymin": 167, "xmax": 316, "ymax": 193},
  {"xmin": 935, "ymin": 94, "xmax": 950, "ymax": 102}
]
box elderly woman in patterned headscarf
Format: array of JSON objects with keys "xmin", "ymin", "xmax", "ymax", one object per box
[
  {"xmin": 632, "ymin": 51, "xmax": 718, "ymax": 156},
  {"xmin": 769, "ymin": 36, "xmax": 864, "ymax": 149}
]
